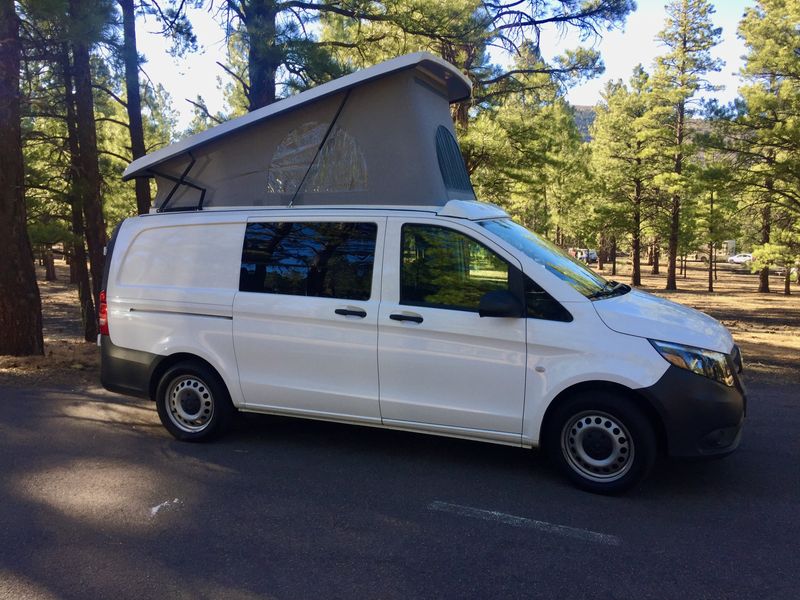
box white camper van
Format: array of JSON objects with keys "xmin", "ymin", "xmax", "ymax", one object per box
[{"xmin": 102, "ymin": 54, "xmax": 745, "ymax": 493}]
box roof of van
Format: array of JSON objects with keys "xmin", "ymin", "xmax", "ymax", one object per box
[
  {"xmin": 137, "ymin": 200, "xmax": 508, "ymax": 221},
  {"xmin": 123, "ymin": 52, "xmax": 471, "ymax": 181}
]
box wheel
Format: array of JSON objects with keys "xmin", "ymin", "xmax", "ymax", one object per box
[
  {"xmin": 544, "ymin": 391, "xmax": 657, "ymax": 494},
  {"xmin": 155, "ymin": 361, "xmax": 234, "ymax": 442}
]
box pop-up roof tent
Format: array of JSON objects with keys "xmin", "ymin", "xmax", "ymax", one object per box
[{"xmin": 123, "ymin": 52, "xmax": 475, "ymax": 211}]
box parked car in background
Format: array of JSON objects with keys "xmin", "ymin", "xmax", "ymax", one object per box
[
  {"xmin": 775, "ymin": 266, "xmax": 799, "ymax": 280},
  {"xmin": 728, "ymin": 253, "xmax": 753, "ymax": 265}
]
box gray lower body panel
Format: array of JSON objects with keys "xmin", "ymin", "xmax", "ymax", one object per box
[{"xmin": 100, "ymin": 336, "xmax": 158, "ymax": 399}]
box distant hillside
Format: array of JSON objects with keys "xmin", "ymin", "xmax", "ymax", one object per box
[
  {"xmin": 569, "ymin": 105, "xmax": 711, "ymax": 142},
  {"xmin": 572, "ymin": 105, "xmax": 597, "ymax": 141}
]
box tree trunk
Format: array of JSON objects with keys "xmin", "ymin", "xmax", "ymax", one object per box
[
  {"xmin": 758, "ymin": 204, "xmax": 771, "ymax": 293},
  {"xmin": 651, "ymin": 240, "xmax": 660, "ymax": 275},
  {"xmin": 62, "ymin": 44, "xmax": 98, "ymax": 342},
  {"xmin": 666, "ymin": 193, "xmax": 680, "ymax": 289},
  {"xmin": 597, "ymin": 234, "xmax": 606, "ymax": 271},
  {"xmin": 69, "ymin": 255, "xmax": 77, "ymax": 284},
  {"xmin": 44, "ymin": 247, "xmax": 57, "ymax": 281},
  {"xmin": 0, "ymin": 0, "xmax": 44, "ymax": 355},
  {"xmin": 631, "ymin": 179, "xmax": 642, "ymax": 286},
  {"xmin": 785, "ymin": 272, "xmax": 791, "ymax": 296},
  {"xmin": 708, "ymin": 241, "xmax": 714, "ymax": 292},
  {"xmin": 708, "ymin": 190, "xmax": 714, "ymax": 292},
  {"xmin": 69, "ymin": 8, "xmax": 107, "ymax": 309},
  {"xmin": 611, "ymin": 237, "xmax": 617, "ymax": 277},
  {"xmin": 245, "ymin": 0, "xmax": 279, "ymax": 110},
  {"xmin": 119, "ymin": 0, "xmax": 151, "ymax": 214},
  {"xmin": 453, "ymin": 101, "xmax": 469, "ymax": 131},
  {"xmin": 714, "ymin": 247, "xmax": 718, "ymax": 280},
  {"xmin": 666, "ymin": 99, "xmax": 685, "ymax": 291}
]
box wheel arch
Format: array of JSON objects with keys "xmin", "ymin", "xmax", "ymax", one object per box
[
  {"xmin": 148, "ymin": 353, "xmax": 228, "ymax": 402},
  {"xmin": 539, "ymin": 380, "xmax": 667, "ymax": 454}
]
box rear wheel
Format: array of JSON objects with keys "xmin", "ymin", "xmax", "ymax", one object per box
[
  {"xmin": 155, "ymin": 361, "xmax": 233, "ymax": 442},
  {"xmin": 545, "ymin": 391, "xmax": 657, "ymax": 494}
]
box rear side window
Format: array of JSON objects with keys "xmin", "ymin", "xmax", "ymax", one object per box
[
  {"xmin": 401, "ymin": 224, "xmax": 510, "ymax": 312},
  {"xmin": 240, "ymin": 222, "xmax": 377, "ymax": 300}
]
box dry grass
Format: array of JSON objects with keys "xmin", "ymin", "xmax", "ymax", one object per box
[{"xmin": 1, "ymin": 258, "xmax": 797, "ymax": 389}]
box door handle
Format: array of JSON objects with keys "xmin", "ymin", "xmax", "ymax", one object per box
[
  {"xmin": 335, "ymin": 308, "xmax": 367, "ymax": 318},
  {"xmin": 390, "ymin": 313, "xmax": 423, "ymax": 324}
]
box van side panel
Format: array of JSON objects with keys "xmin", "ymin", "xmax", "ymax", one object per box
[
  {"xmin": 106, "ymin": 217, "xmax": 245, "ymax": 407},
  {"xmin": 521, "ymin": 302, "xmax": 668, "ymax": 447}
]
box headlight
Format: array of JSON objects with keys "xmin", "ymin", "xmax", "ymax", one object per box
[{"xmin": 649, "ymin": 340, "xmax": 734, "ymax": 387}]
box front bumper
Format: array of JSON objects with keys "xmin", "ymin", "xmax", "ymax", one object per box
[{"xmin": 639, "ymin": 365, "xmax": 746, "ymax": 458}]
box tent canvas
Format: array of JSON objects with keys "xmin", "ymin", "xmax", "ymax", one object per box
[{"xmin": 123, "ymin": 53, "xmax": 476, "ymax": 211}]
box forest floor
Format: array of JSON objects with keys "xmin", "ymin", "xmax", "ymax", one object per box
[
  {"xmin": 0, "ymin": 262, "xmax": 99, "ymax": 389},
  {"xmin": 0, "ymin": 258, "xmax": 798, "ymax": 388}
]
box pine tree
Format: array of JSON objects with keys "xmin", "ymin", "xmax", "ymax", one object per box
[
  {"xmin": 0, "ymin": 0, "xmax": 44, "ymax": 355},
  {"xmin": 118, "ymin": 0, "xmax": 151, "ymax": 214},
  {"xmin": 207, "ymin": 0, "xmax": 633, "ymax": 112},
  {"xmin": 701, "ymin": 0, "xmax": 800, "ymax": 292},
  {"xmin": 591, "ymin": 67, "xmax": 665, "ymax": 286},
  {"xmin": 650, "ymin": 0, "xmax": 722, "ymax": 290}
]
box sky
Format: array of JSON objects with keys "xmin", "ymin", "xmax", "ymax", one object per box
[
  {"xmin": 558, "ymin": 0, "xmax": 753, "ymax": 107},
  {"xmin": 137, "ymin": 0, "xmax": 755, "ymax": 130}
]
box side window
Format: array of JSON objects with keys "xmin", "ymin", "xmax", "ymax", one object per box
[
  {"xmin": 401, "ymin": 224, "xmax": 510, "ymax": 312},
  {"xmin": 526, "ymin": 277, "xmax": 573, "ymax": 322},
  {"xmin": 240, "ymin": 222, "xmax": 377, "ymax": 301}
]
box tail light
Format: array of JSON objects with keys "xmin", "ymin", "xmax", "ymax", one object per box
[{"xmin": 98, "ymin": 290, "xmax": 109, "ymax": 336}]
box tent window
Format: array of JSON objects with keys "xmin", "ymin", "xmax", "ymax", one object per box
[
  {"xmin": 267, "ymin": 122, "xmax": 367, "ymax": 195},
  {"xmin": 435, "ymin": 126, "xmax": 472, "ymax": 193}
]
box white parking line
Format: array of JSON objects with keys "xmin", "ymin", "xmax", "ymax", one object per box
[{"xmin": 428, "ymin": 501, "xmax": 621, "ymax": 546}]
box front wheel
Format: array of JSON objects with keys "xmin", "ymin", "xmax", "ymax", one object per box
[
  {"xmin": 545, "ymin": 391, "xmax": 657, "ymax": 494},
  {"xmin": 155, "ymin": 361, "xmax": 233, "ymax": 442}
]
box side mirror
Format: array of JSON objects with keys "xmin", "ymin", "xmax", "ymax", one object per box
[{"xmin": 478, "ymin": 290, "xmax": 523, "ymax": 318}]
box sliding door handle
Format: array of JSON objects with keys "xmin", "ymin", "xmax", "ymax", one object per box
[
  {"xmin": 389, "ymin": 313, "xmax": 423, "ymax": 324},
  {"xmin": 335, "ymin": 308, "xmax": 367, "ymax": 318}
]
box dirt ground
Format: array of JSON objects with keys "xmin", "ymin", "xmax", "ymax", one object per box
[
  {"xmin": 1, "ymin": 258, "xmax": 797, "ymax": 388},
  {"xmin": 0, "ymin": 263, "xmax": 99, "ymax": 389}
]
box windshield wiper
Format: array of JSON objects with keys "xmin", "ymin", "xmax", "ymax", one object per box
[{"xmin": 588, "ymin": 281, "xmax": 630, "ymax": 300}]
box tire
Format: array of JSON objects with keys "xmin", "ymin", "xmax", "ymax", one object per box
[
  {"xmin": 544, "ymin": 391, "xmax": 657, "ymax": 494},
  {"xmin": 155, "ymin": 361, "xmax": 234, "ymax": 442}
]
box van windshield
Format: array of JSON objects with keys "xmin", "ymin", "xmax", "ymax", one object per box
[{"xmin": 479, "ymin": 218, "xmax": 614, "ymax": 299}]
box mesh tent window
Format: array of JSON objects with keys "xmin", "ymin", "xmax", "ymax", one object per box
[{"xmin": 435, "ymin": 126, "xmax": 473, "ymax": 193}]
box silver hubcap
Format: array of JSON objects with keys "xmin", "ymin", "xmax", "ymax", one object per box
[
  {"xmin": 561, "ymin": 411, "xmax": 634, "ymax": 483},
  {"xmin": 166, "ymin": 376, "xmax": 214, "ymax": 433}
]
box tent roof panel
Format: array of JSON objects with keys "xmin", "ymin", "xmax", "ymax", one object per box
[{"xmin": 123, "ymin": 52, "xmax": 470, "ymax": 181}]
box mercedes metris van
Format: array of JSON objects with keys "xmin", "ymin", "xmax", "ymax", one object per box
[{"xmin": 100, "ymin": 200, "xmax": 746, "ymax": 493}]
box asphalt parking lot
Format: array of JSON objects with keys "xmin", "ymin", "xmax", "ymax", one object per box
[{"xmin": 1, "ymin": 381, "xmax": 798, "ymax": 599}]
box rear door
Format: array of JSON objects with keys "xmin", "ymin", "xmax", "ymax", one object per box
[
  {"xmin": 377, "ymin": 217, "xmax": 527, "ymax": 441},
  {"xmin": 233, "ymin": 217, "xmax": 384, "ymax": 422}
]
